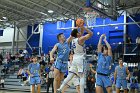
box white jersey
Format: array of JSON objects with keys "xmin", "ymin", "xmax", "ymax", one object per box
[
  {"xmin": 68, "ymin": 61, "xmax": 72, "ymax": 71},
  {"xmin": 72, "ymin": 38, "xmax": 85, "ymax": 55}
]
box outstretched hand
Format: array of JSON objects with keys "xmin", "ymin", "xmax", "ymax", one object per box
[
  {"xmin": 103, "ymin": 36, "xmax": 107, "ymax": 42},
  {"xmin": 101, "ymin": 34, "xmax": 106, "ymax": 38}
]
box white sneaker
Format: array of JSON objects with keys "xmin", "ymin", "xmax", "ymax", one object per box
[{"xmin": 56, "ymin": 89, "xmax": 61, "ymax": 93}]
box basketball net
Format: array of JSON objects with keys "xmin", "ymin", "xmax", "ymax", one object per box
[{"xmin": 83, "ymin": 8, "xmax": 98, "ymax": 27}]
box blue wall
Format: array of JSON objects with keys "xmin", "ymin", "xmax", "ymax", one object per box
[
  {"xmin": 27, "ymin": 24, "xmax": 40, "ymax": 53},
  {"xmin": 127, "ymin": 14, "xmax": 140, "ymax": 42},
  {"xmin": 26, "ymin": 15, "xmax": 140, "ymax": 54},
  {"xmin": 42, "ymin": 21, "xmax": 72, "ymax": 54},
  {"xmin": 42, "ymin": 16, "xmax": 124, "ymax": 53}
]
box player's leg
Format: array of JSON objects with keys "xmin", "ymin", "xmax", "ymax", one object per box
[
  {"xmin": 37, "ymin": 84, "xmax": 41, "ymax": 93},
  {"xmin": 76, "ymin": 85, "xmax": 80, "ymax": 93},
  {"xmin": 103, "ymin": 76, "xmax": 112, "ymax": 93},
  {"xmin": 96, "ymin": 86, "xmax": 103, "ymax": 93},
  {"xmin": 61, "ymin": 85, "xmax": 69, "ymax": 93},
  {"xmin": 106, "ymin": 87, "xmax": 112, "ymax": 93},
  {"xmin": 30, "ymin": 77, "xmax": 35, "ymax": 93},
  {"xmin": 58, "ymin": 72, "xmax": 75, "ymax": 91},
  {"xmin": 32, "ymin": 84, "xmax": 35, "ymax": 93},
  {"xmin": 122, "ymin": 80, "xmax": 128, "ymax": 93},
  {"xmin": 73, "ymin": 76, "xmax": 80, "ymax": 93},
  {"xmin": 54, "ymin": 68, "xmax": 61, "ymax": 93},
  {"xmin": 116, "ymin": 79, "xmax": 121, "ymax": 93},
  {"xmin": 96, "ymin": 75, "xmax": 104, "ymax": 93},
  {"xmin": 79, "ymin": 73, "xmax": 85, "ymax": 93},
  {"xmin": 35, "ymin": 76, "xmax": 41, "ymax": 93}
]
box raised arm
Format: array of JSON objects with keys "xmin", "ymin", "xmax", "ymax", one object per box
[
  {"xmin": 50, "ymin": 44, "xmax": 58, "ymax": 63},
  {"xmin": 98, "ymin": 34, "xmax": 105, "ymax": 53},
  {"xmin": 103, "ymin": 36, "xmax": 112, "ymax": 56},
  {"xmin": 79, "ymin": 27, "xmax": 93, "ymax": 44},
  {"xmin": 67, "ymin": 35, "xmax": 73, "ymax": 44}
]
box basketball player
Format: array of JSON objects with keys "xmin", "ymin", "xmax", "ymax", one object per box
[
  {"xmin": 27, "ymin": 56, "xmax": 41, "ymax": 93},
  {"xmin": 114, "ymin": 58, "xmax": 130, "ymax": 93},
  {"xmin": 62, "ymin": 51, "xmax": 80, "ymax": 93},
  {"xmin": 50, "ymin": 27, "xmax": 84, "ymax": 93},
  {"xmin": 96, "ymin": 34, "xmax": 112, "ymax": 93},
  {"xmin": 57, "ymin": 26, "xmax": 93, "ymax": 93}
]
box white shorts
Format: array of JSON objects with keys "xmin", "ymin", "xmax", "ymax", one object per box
[
  {"xmin": 67, "ymin": 76, "xmax": 80, "ymax": 87},
  {"xmin": 69, "ymin": 54, "xmax": 85, "ymax": 73}
]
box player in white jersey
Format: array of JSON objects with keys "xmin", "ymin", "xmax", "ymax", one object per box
[
  {"xmin": 57, "ymin": 26, "xmax": 93, "ymax": 93},
  {"xmin": 62, "ymin": 51, "xmax": 80, "ymax": 93}
]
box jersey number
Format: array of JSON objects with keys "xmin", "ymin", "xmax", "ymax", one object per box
[{"xmin": 73, "ymin": 43, "xmax": 76, "ymax": 48}]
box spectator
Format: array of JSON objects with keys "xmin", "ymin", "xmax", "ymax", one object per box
[
  {"xmin": 126, "ymin": 35, "xmax": 132, "ymax": 44},
  {"xmin": 1, "ymin": 66, "xmax": 9, "ymax": 74},
  {"xmin": 136, "ymin": 36, "xmax": 140, "ymax": 54},
  {"xmin": 6, "ymin": 52, "xmax": 10, "ymax": 62},
  {"xmin": 126, "ymin": 35, "xmax": 132, "ymax": 53},
  {"xmin": 22, "ymin": 69, "xmax": 29, "ymax": 86},
  {"xmin": 129, "ymin": 74, "xmax": 139, "ymax": 93},
  {"xmin": 0, "ymin": 77, "xmax": 5, "ymax": 88},
  {"xmin": 0, "ymin": 53, "xmax": 3, "ymax": 65},
  {"xmin": 32, "ymin": 47, "xmax": 38, "ymax": 56},
  {"xmin": 17, "ymin": 67, "xmax": 24, "ymax": 79},
  {"xmin": 46, "ymin": 63, "xmax": 54, "ymax": 93}
]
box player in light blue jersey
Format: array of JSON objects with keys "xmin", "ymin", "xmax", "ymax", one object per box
[
  {"xmin": 114, "ymin": 58, "xmax": 130, "ymax": 93},
  {"xmin": 50, "ymin": 33, "xmax": 73, "ymax": 93},
  {"xmin": 27, "ymin": 56, "xmax": 41, "ymax": 93},
  {"xmin": 96, "ymin": 34, "xmax": 112, "ymax": 93}
]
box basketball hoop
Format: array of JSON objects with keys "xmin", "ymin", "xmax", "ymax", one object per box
[{"xmin": 85, "ymin": 11, "xmax": 98, "ymax": 27}]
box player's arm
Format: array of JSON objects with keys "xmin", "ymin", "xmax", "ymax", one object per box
[
  {"xmin": 27, "ymin": 69, "xmax": 33, "ymax": 77},
  {"xmin": 98, "ymin": 34, "xmax": 105, "ymax": 53},
  {"xmin": 46, "ymin": 74, "xmax": 48, "ymax": 82},
  {"xmin": 103, "ymin": 36, "xmax": 112, "ymax": 56},
  {"xmin": 114, "ymin": 69, "xmax": 117, "ymax": 83},
  {"xmin": 79, "ymin": 26, "xmax": 84, "ymax": 36},
  {"xmin": 67, "ymin": 35, "xmax": 73, "ymax": 44},
  {"xmin": 50, "ymin": 45, "xmax": 57, "ymax": 63},
  {"xmin": 126, "ymin": 67, "xmax": 130, "ymax": 80},
  {"xmin": 79, "ymin": 27, "xmax": 93, "ymax": 44}
]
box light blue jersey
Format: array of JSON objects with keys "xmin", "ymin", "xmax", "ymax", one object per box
[
  {"xmin": 56, "ymin": 41, "xmax": 70, "ymax": 62},
  {"xmin": 116, "ymin": 66, "xmax": 127, "ymax": 80},
  {"xmin": 54, "ymin": 41, "xmax": 70, "ymax": 73},
  {"xmin": 96, "ymin": 52, "xmax": 112, "ymax": 88},
  {"xmin": 96, "ymin": 52, "xmax": 112, "ymax": 75},
  {"xmin": 115, "ymin": 66, "xmax": 127, "ymax": 89},
  {"xmin": 28, "ymin": 63, "xmax": 40, "ymax": 77},
  {"xmin": 28, "ymin": 63, "xmax": 41, "ymax": 85}
]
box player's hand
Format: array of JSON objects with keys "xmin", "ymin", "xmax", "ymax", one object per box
[
  {"xmin": 126, "ymin": 77, "xmax": 129, "ymax": 80},
  {"xmin": 89, "ymin": 63, "xmax": 93, "ymax": 68},
  {"xmin": 101, "ymin": 34, "xmax": 106, "ymax": 38},
  {"xmin": 50, "ymin": 58, "xmax": 54, "ymax": 63},
  {"xmin": 103, "ymin": 36, "xmax": 107, "ymax": 42}
]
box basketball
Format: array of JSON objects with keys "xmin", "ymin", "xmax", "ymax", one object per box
[{"xmin": 76, "ymin": 18, "xmax": 84, "ymax": 27}]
